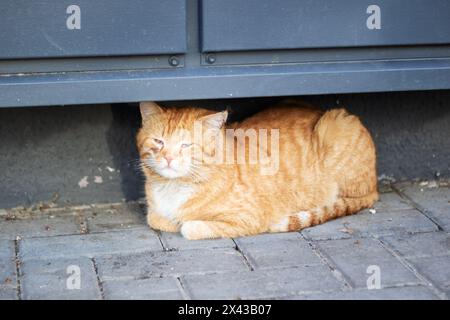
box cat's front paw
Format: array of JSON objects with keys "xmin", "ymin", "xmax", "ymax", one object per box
[
  {"xmin": 181, "ymin": 221, "xmax": 215, "ymax": 240},
  {"xmin": 147, "ymin": 213, "xmax": 180, "ymax": 233}
]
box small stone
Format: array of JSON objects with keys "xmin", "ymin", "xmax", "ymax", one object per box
[
  {"xmin": 369, "ymin": 208, "xmax": 377, "ymax": 214},
  {"xmin": 427, "ymin": 181, "xmax": 438, "ymax": 188},
  {"xmin": 78, "ymin": 176, "xmax": 89, "ymax": 188},
  {"xmin": 339, "ymin": 227, "xmax": 354, "ymax": 234},
  {"xmin": 94, "ymin": 176, "xmax": 103, "ymax": 184}
]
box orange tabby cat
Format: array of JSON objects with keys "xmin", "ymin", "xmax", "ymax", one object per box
[{"xmin": 136, "ymin": 100, "xmax": 378, "ymax": 240}]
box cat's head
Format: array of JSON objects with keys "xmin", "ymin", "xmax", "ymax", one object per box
[{"xmin": 136, "ymin": 102, "xmax": 227, "ymax": 179}]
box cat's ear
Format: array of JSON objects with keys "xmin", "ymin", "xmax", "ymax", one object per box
[
  {"xmin": 140, "ymin": 101, "xmax": 164, "ymax": 120},
  {"xmin": 199, "ymin": 111, "xmax": 228, "ymax": 130}
]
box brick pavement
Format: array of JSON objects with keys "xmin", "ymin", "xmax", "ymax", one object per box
[{"xmin": 0, "ymin": 181, "xmax": 448, "ymax": 300}]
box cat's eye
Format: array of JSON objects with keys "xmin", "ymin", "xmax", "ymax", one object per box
[
  {"xmin": 181, "ymin": 143, "xmax": 193, "ymax": 148},
  {"xmin": 153, "ymin": 138, "xmax": 164, "ymax": 146}
]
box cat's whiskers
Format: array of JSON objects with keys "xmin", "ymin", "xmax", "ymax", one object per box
[
  {"xmin": 128, "ymin": 158, "xmax": 146, "ymax": 169},
  {"xmin": 134, "ymin": 158, "xmax": 157, "ymax": 172}
]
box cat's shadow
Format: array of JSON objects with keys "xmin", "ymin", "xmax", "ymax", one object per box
[{"xmin": 106, "ymin": 103, "xmax": 144, "ymax": 202}]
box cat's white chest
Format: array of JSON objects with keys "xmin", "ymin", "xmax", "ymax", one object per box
[{"xmin": 151, "ymin": 182, "xmax": 193, "ymax": 220}]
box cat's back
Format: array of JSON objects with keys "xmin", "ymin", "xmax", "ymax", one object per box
[{"xmin": 233, "ymin": 100, "xmax": 323, "ymax": 132}]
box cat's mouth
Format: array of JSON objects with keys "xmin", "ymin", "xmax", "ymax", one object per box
[
  {"xmin": 162, "ymin": 166, "xmax": 177, "ymax": 173},
  {"xmin": 158, "ymin": 166, "xmax": 183, "ymax": 179}
]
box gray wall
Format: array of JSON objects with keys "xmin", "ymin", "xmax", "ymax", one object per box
[{"xmin": 1, "ymin": 90, "xmax": 449, "ymax": 208}]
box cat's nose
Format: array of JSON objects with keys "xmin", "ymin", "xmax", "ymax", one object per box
[{"xmin": 164, "ymin": 155, "xmax": 173, "ymax": 166}]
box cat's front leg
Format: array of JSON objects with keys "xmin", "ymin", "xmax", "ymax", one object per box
[{"xmin": 147, "ymin": 212, "xmax": 180, "ymax": 233}]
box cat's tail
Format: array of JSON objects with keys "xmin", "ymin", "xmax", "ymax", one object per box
[
  {"xmin": 312, "ymin": 108, "xmax": 377, "ymax": 195},
  {"xmin": 269, "ymin": 191, "xmax": 379, "ymax": 233},
  {"xmin": 313, "ymin": 108, "xmax": 363, "ymax": 168}
]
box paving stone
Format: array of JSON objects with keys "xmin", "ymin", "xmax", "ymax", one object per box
[
  {"xmin": 21, "ymin": 257, "xmax": 101, "ymax": 300},
  {"xmin": 235, "ymin": 233, "xmax": 322, "ymax": 269},
  {"xmin": 86, "ymin": 202, "xmax": 146, "ymax": 233},
  {"xmin": 0, "ymin": 240, "xmax": 14, "ymax": 257},
  {"xmin": 2, "ymin": 187, "xmax": 449, "ymax": 300},
  {"xmin": 301, "ymin": 219, "xmax": 354, "ymax": 241},
  {"xmin": 160, "ymin": 232, "xmax": 235, "ymax": 251},
  {"xmin": 103, "ymin": 277, "xmax": 184, "ymax": 300},
  {"xmin": 381, "ymin": 232, "xmax": 450, "ymax": 258},
  {"xmin": 400, "ymin": 185, "xmax": 450, "ymax": 230},
  {"xmin": 20, "ymin": 228, "xmax": 162, "ymax": 261},
  {"xmin": 382, "ymin": 232, "xmax": 450, "ymax": 297},
  {"xmin": 315, "ymin": 238, "xmax": 422, "ymax": 288},
  {"xmin": 302, "ymin": 209, "xmax": 437, "ymax": 241},
  {"xmin": 0, "ymin": 287, "xmax": 17, "ymax": 300},
  {"xmin": 96, "ymin": 248, "xmax": 249, "ymax": 281},
  {"xmin": 0, "ymin": 215, "xmax": 83, "ymax": 240},
  {"xmin": 302, "ymin": 192, "xmax": 430, "ymax": 241},
  {"xmin": 407, "ymin": 255, "xmax": 450, "ymax": 292},
  {"xmin": 0, "ymin": 240, "xmax": 16, "ymax": 289},
  {"xmin": 291, "ymin": 286, "xmax": 439, "ymax": 300},
  {"xmin": 182, "ymin": 265, "xmax": 344, "ymax": 299},
  {"xmin": 372, "ymin": 192, "xmax": 414, "ymax": 211},
  {"xmin": 377, "ymin": 183, "xmax": 394, "ymax": 194}
]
